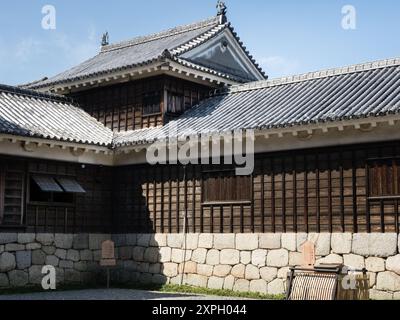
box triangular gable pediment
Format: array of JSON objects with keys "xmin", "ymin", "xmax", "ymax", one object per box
[{"xmin": 180, "ymin": 29, "xmax": 265, "ymax": 82}]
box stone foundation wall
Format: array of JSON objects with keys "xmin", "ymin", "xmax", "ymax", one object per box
[{"xmin": 0, "ymin": 233, "xmax": 399, "ymax": 300}]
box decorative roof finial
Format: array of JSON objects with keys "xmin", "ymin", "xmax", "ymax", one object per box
[
  {"xmin": 216, "ymin": 0, "xmax": 227, "ymax": 24},
  {"xmin": 101, "ymin": 32, "xmax": 109, "ymax": 46}
]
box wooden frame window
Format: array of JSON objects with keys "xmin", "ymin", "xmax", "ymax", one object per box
[
  {"xmin": 368, "ymin": 158, "xmax": 400, "ymax": 198},
  {"xmin": 202, "ymin": 170, "xmax": 252, "ymax": 204},
  {"xmin": 28, "ymin": 174, "xmax": 85, "ymax": 206},
  {"xmin": 142, "ymin": 92, "xmax": 162, "ymax": 116},
  {"xmin": 166, "ymin": 91, "xmax": 185, "ymax": 114}
]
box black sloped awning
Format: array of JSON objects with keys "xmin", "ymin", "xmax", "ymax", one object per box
[{"xmin": 32, "ymin": 175, "xmax": 86, "ymax": 194}]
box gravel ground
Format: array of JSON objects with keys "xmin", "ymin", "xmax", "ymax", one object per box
[{"xmin": 0, "ymin": 289, "xmax": 249, "ymax": 300}]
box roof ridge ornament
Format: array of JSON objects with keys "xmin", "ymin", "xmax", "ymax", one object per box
[
  {"xmin": 216, "ymin": 0, "xmax": 227, "ymax": 24},
  {"xmin": 101, "ymin": 32, "xmax": 109, "ymax": 47}
]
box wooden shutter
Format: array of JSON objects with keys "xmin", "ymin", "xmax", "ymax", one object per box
[{"xmin": 0, "ymin": 164, "xmax": 5, "ymax": 224}]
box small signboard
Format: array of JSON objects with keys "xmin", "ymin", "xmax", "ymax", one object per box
[
  {"xmin": 301, "ymin": 241, "xmax": 316, "ymax": 267},
  {"xmin": 100, "ymin": 240, "xmax": 116, "ymax": 267}
]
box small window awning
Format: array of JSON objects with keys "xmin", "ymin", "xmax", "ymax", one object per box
[
  {"xmin": 32, "ymin": 175, "xmax": 86, "ymax": 193},
  {"xmin": 32, "ymin": 175, "xmax": 63, "ymax": 193},
  {"xmin": 56, "ymin": 177, "xmax": 86, "ymax": 194}
]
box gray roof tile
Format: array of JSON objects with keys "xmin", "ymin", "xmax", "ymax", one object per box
[
  {"xmin": 113, "ymin": 57, "xmax": 400, "ymax": 147},
  {"xmin": 0, "ymin": 85, "xmax": 113, "ymax": 146}
]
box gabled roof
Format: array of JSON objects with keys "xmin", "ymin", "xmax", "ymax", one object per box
[
  {"xmin": 0, "ymin": 85, "xmax": 113, "ymax": 146},
  {"xmin": 26, "ymin": 16, "xmax": 266, "ymax": 90},
  {"xmin": 113, "ymin": 57, "xmax": 400, "ymax": 147}
]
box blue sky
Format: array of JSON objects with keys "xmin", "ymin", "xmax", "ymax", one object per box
[{"xmin": 0, "ymin": 0, "xmax": 399, "ymax": 85}]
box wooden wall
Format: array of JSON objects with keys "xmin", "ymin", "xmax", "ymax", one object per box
[
  {"xmin": 113, "ymin": 141, "xmax": 400, "ymax": 234},
  {"xmin": 70, "ymin": 75, "xmax": 212, "ymax": 132}
]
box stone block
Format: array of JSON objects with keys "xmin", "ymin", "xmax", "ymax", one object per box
[
  {"xmin": 198, "ymin": 234, "xmax": 213, "ymax": 249},
  {"xmin": 184, "ymin": 234, "xmax": 199, "ymax": 250},
  {"xmin": 179, "ymin": 261, "xmax": 197, "ymax": 274},
  {"xmin": 54, "ymin": 234, "xmax": 73, "ymax": 249},
  {"xmin": 36, "ymin": 234, "xmax": 54, "ymax": 246},
  {"xmin": 259, "ymin": 234, "xmax": 281, "ymax": 249},
  {"xmin": 65, "ymin": 269, "xmax": 81, "ymax": 282},
  {"xmin": 0, "ymin": 252, "xmax": 16, "ymax": 272},
  {"xmin": 0, "ymin": 273, "xmax": 9, "ymax": 287},
  {"xmin": 352, "ymin": 233, "xmax": 397, "ymax": 257},
  {"xmin": 240, "ymin": 251, "xmax": 251, "ymax": 265},
  {"xmin": 126, "ymin": 234, "xmax": 137, "ymax": 246},
  {"xmin": 159, "ymin": 247, "xmax": 171, "ymax": 263},
  {"xmin": 42, "ymin": 246, "xmax": 56, "ymax": 255},
  {"xmin": 80, "ymin": 250, "xmax": 93, "ymax": 261},
  {"xmin": 260, "ymin": 267, "xmax": 278, "ymax": 283},
  {"xmin": 88, "ymin": 234, "xmax": 110, "ymax": 250},
  {"xmin": 386, "ymin": 255, "xmax": 400, "ymax": 275},
  {"xmin": 250, "ymin": 279, "xmax": 267, "ymax": 294},
  {"xmin": 343, "ymin": 254, "xmax": 365, "ymax": 269},
  {"xmin": 316, "ymin": 254, "xmax": 343, "ymax": 265},
  {"xmin": 208, "ymin": 276, "xmax": 224, "ymax": 290},
  {"xmin": 28, "ymin": 265, "xmax": 43, "ymax": 284},
  {"xmin": 331, "ymin": 233, "xmax": 352, "ymax": 254},
  {"xmin": 132, "ymin": 247, "xmax": 145, "ymax": 261},
  {"xmin": 66, "ymin": 249, "xmax": 80, "ymax": 262},
  {"xmin": 162, "ymin": 263, "xmax": 178, "ymax": 277},
  {"xmin": 236, "ymin": 234, "xmax": 258, "ymax": 250},
  {"xmin": 213, "ymin": 265, "xmax": 232, "ymax": 277},
  {"xmin": 267, "ymin": 249, "xmax": 288, "ymax": 267},
  {"xmin": 45, "ymin": 255, "xmax": 59, "ymax": 267},
  {"xmin": 206, "ymin": 249, "xmax": 220, "ymax": 266},
  {"xmin": 136, "ymin": 234, "xmax": 151, "ymax": 247},
  {"xmin": 197, "ymin": 264, "xmax": 213, "ymax": 277},
  {"xmin": 252, "ymin": 249, "xmax": 267, "ymax": 267},
  {"xmin": 288, "ymin": 252, "xmax": 303, "ymax": 266},
  {"xmin": 32, "ymin": 250, "xmax": 46, "ymax": 265},
  {"xmin": 296, "ymin": 233, "xmax": 308, "ymax": 252},
  {"xmin": 152, "ymin": 274, "xmax": 168, "ymax": 285},
  {"xmin": 214, "ymin": 234, "xmax": 235, "ymax": 250},
  {"xmin": 59, "ymin": 260, "xmax": 73, "ymax": 269},
  {"xmin": 281, "ymin": 234, "xmax": 296, "ymax": 251},
  {"xmin": 73, "ymin": 234, "xmax": 89, "ymax": 249},
  {"xmin": 17, "ymin": 234, "xmax": 35, "ymax": 244},
  {"xmin": 223, "ymin": 275, "xmax": 235, "ymax": 290},
  {"xmin": 171, "ymin": 249, "xmax": 185, "ymax": 263},
  {"xmin": 308, "ymin": 233, "xmax": 331, "ymax": 256},
  {"xmin": 370, "ymin": 289, "xmax": 393, "ymax": 300},
  {"xmin": 167, "ymin": 234, "xmax": 184, "ymax": 248},
  {"xmin": 231, "ymin": 264, "xmax": 245, "ymax": 278},
  {"xmin": 376, "ymin": 272, "xmax": 400, "ymax": 292},
  {"xmin": 220, "ymin": 249, "xmax": 240, "ymax": 265},
  {"xmin": 119, "ymin": 246, "xmax": 133, "ymax": 260},
  {"xmin": 267, "ymin": 278, "xmax": 285, "ymax": 295},
  {"xmin": 191, "ymin": 248, "xmax": 207, "ymax": 264},
  {"xmin": 233, "ymin": 279, "xmax": 250, "ymax": 292},
  {"xmin": 366, "ymin": 257, "xmax": 385, "ymax": 273},
  {"xmin": 0, "ymin": 233, "xmax": 18, "ymax": 245},
  {"xmin": 186, "ymin": 274, "xmax": 208, "ymax": 288},
  {"xmin": 26, "ymin": 243, "xmax": 41, "ymax": 250},
  {"xmin": 16, "ymin": 251, "xmax": 31, "ymax": 270},
  {"xmin": 245, "ymin": 264, "xmax": 260, "ymax": 280},
  {"xmin": 112, "ymin": 234, "xmax": 127, "ymax": 247},
  {"xmin": 74, "ymin": 261, "xmax": 88, "ymax": 272},
  {"xmin": 7, "ymin": 270, "xmax": 28, "ymax": 287},
  {"xmin": 54, "ymin": 249, "xmax": 67, "ymax": 260},
  {"xmin": 5, "ymin": 244, "xmax": 25, "ymax": 251},
  {"xmin": 150, "ymin": 234, "xmax": 167, "ymax": 247},
  {"xmin": 277, "ymin": 267, "xmax": 290, "ymax": 279}
]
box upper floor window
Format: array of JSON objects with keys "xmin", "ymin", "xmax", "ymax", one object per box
[
  {"xmin": 202, "ymin": 170, "xmax": 252, "ymax": 204},
  {"xmin": 142, "ymin": 92, "xmax": 162, "ymax": 116},
  {"xmin": 368, "ymin": 158, "xmax": 400, "ymax": 198},
  {"xmin": 167, "ymin": 92, "xmax": 185, "ymax": 114}
]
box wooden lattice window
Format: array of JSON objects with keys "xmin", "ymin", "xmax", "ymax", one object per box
[
  {"xmin": 142, "ymin": 92, "xmax": 162, "ymax": 116},
  {"xmin": 368, "ymin": 158, "xmax": 400, "ymax": 198},
  {"xmin": 202, "ymin": 170, "xmax": 252, "ymax": 203},
  {"xmin": 167, "ymin": 92, "xmax": 185, "ymax": 114}
]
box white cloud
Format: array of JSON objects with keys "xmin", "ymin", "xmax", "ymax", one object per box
[
  {"xmin": 15, "ymin": 38, "xmax": 45, "ymax": 63},
  {"xmin": 257, "ymin": 55, "xmax": 300, "ymax": 78}
]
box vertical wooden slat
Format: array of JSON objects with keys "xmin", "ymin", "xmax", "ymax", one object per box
[
  {"xmin": 230, "ymin": 204, "xmax": 234, "ymax": 233},
  {"xmin": 271, "ymin": 159, "xmax": 276, "ymax": 233},
  {"xmin": 240, "ymin": 204, "xmax": 244, "ymax": 233},
  {"xmin": 261, "ymin": 160, "xmax": 265, "ymax": 233},
  {"xmin": 168, "ymin": 166, "xmax": 172, "ymax": 233},
  {"xmin": 0, "ymin": 165, "xmax": 5, "ymax": 225},
  {"xmin": 293, "ymin": 156, "xmax": 297, "ymax": 233},
  {"xmin": 251, "ymin": 173, "xmax": 255, "ymax": 233},
  {"xmin": 328, "ymin": 153, "xmax": 333, "ymax": 233},
  {"xmin": 365, "ymin": 161, "xmax": 371, "ymax": 233},
  {"xmin": 395, "ymin": 199, "xmax": 399, "ymax": 234},
  {"xmin": 339, "ymin": 151, "xmax": 345, "ymax": 232},
  {"xmin": 316, "ymin": 153, "xmax": 321, "ymax": 233},
  {"xmin": 153, "ymin": 169, "xmax": 157, "ymax": 233},
  {"xmin": 282, "ymin": 158, "xmax": 286, "ymax": 232},
  {"xmin": 304, "ymin": 154, "xmax": 309, "ymax": 233},
  {"xmin": 380, "ymin": 199, "xmax": 385, "ymax": 233},
  {"xmin": 210, "ymin": 205, "xmax": 214, "ymax": 233},
  {"xmin": 352, "ymin": 150, "xmax": 358, "ymax": 233},
  {"xmin": 160, "ymin": 167, "xmax": 164, "ymax": 233},
  {"xmin": 220, "ymin": 205, "xmax": 224, "ymax": 233},
  {"xmin": 192, "ymin": 166, "xmax": 196, "ymax": 233}
]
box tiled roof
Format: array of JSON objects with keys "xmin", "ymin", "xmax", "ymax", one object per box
[
  {"xmin": 26, "ymin": 17, "xmax": 266, "ymax": 89},
  {"xmin": 0, "ymin": 85, "xmax": 113, "ymax": 146},
  {"xmin": 113, "ymin": 57, "xmax": 400, "ymax": 147}
]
